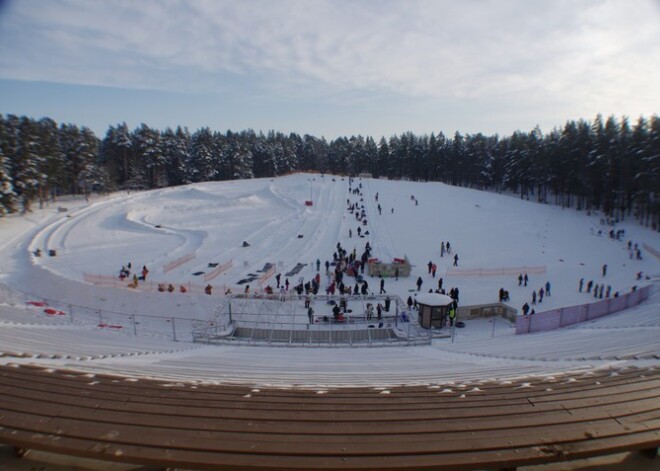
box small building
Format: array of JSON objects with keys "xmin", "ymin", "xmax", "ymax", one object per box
[
  {"xmin": 368, "ymin": 256, "xmax": 412, "ymax": 278},
  {"xmin": 415, "ymin": 293, "xmax": 454, "ymax": 329}
]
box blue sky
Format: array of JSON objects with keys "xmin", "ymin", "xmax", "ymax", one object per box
[{"xmin": 0, "ymin": 0, "xmax": 658, "ymax": 139}]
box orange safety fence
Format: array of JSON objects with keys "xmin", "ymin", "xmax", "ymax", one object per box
[
  {"xmin": 447, "ymin": 265, "xmax": 546, "ymax": 277},
  {"xmin": 163, "ymin": 253, "xmax": 196, "ymax": 273},
  {"xmin": 203, "ymin": 260, "xmax": 233, "ymax": 282}
]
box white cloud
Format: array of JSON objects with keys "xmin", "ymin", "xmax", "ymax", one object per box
[{"xmin": 0, "ymin": 0, "xmax": 658, "ymax": 124}]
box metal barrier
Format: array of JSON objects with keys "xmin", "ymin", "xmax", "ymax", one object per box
[
  {"xmin": 194, "ymin": 294, "xmax": 431, "ymax": 347},
  {"xmin": 0, "ymin": 283, "xmax": 202, "ymax": 342}
]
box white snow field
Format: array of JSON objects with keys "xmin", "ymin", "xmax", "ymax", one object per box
[{"xmin": 0, "ymin": 173, "xmax": 658, "ymax": 387}]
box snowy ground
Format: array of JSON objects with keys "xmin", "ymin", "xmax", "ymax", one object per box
[{"xmin": 0, "ymin": 174, "xmax": 658, "ymax": 387}]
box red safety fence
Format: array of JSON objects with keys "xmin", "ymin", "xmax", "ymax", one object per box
[{"xmin": 203, "ymin": 260, "xmax": 233, "ymax": 282}]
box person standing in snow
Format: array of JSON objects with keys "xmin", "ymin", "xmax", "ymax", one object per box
[
  {"xmin": 380, "ymin": 277, "xmax": 386, "ymax": 294},
  {"xmin": 308, "ymin": 306, "xmax": 314, "ymax": 324},
  {"xmin": 416, "ymin": 277, "xmax": 423, "ymax": 291},
  {"xmin": 316, "ymin": 259, "xmax": 320, "ymax": 271},
  {"xmin": 427, "ymin": 261, "xmax": 433, "ymax": 274},
  {"xmin": 545, "ymin": 281, "xmax": 551, "ymax": 296},
  {"xmin": 579, "ymin": 278, "xmax": 584, "ymax": 292},
  {"xmin": 446, "ymin": 241, "xmax": 451, "ymax": 253},
  {"xmin": 407, "ymin": 296, "xmax": 414, "ymax": 309},
  {"xmin": 453, "ymin": 254, "xmax": 458, "ymax": 266},
  {"xmin": 440, "ymin": 242, "xmax": 445, "ymax": 257},
  {"xmin": 602, "ymin": 264, "xmax": 607, "ymax": 277},
  {"xmin": 523, "ymin": 273, "xmax": 528, "ymax": 286},
  {"xmin": 432, "ymin": 263, "xmax": 437, "ymax": 278},
  {"xmin": 518, "ymin": 273, "xmax": 523, "ymax": 286},
  {"xmin": 539, "ymin": 287, "xmax": 544, "ymax": 303},
  {"xmin": 395, "ymin": 267, "xmax": 399, "ymax": 281},
  {"xmin": 586, "ymin": 280, "xmax": 593, "ymax": 293},
  {"xmin": 532, "ymin": 291, "xmax": 537, "ymax": 305},
  {"xmin": 438, "ymin": 278, "xmax": 443, "ymax": 291},
  {"xmin": 522, "ymin": 302, "xmax": 530, "ymax": 315},
  {"xmin": 276, "ymin": 273, "xmax": 281, "ymax": 288}
]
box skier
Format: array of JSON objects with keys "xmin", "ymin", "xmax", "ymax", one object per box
[
  {"xmin": 453, "ymin": 254, "xmax": 458, "ymax": 267},
  {"xmin": 416, "ymin": 277, "xmax": 423, "ymax": 291}
]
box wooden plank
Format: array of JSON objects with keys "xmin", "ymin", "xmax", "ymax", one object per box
[{"xmin": 0, "ymin": 417, "xmax": 658, "ymax": 470}]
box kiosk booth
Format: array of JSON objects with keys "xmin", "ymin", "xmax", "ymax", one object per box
[{"xmin": 416, "ymin": 293, "xmax": 454, "ymax": 329}]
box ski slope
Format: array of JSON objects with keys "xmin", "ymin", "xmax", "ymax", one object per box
[{"xmin": 0, "ymin": 173, "xmax": 658, "ymax": 387}]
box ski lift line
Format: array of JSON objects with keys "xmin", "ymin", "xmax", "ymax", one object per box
[{"xmin": 361, "ymin": 178, "xmax": 397, "ymax": 261}]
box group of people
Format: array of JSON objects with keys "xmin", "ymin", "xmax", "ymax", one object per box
[
  {"xmin": 119, "ymin": 263, "xmax": 149, "ymax": 289},
  {"xmin": 520, "ymin": 279, "xmax": 551, "ymax": 315},
  {"xmin": 579, "ymin": 278, "xmax": 614, "ymax": 299}
]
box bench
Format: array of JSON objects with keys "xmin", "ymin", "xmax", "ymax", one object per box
[{"xmin": 0, "ymin": 363, "xmax": 658, "ymax": 470}]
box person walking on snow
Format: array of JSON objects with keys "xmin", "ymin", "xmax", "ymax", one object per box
[
  {"xmin": 579, "ymin": 278, "xmax": 584, "ymax": 292},
  {"xmin": 518, "ymin": 273, "xmax": 523, "ymax": 286},
  {"xmin": 532, "ymin": 291, "xmax": 537, "ymax": 305},
  {"xmin": 539, "ymin": 287, "xmax": 544, "ymax": 303},
  {"xmin": 380, "ymin": 277, "xmax": 386, "ymax": 294},
  {"xmin": 545, "ymin": 281, "xmax": 551, "ymax": 296},
  {"xmin": 432, "ymin": 264, "xmax": 437, "ymax": 278},
  {"xmin": 523, "ymin": 273, "xmax": 528, "ymax": 286},
  {"xmin": 416, "ymin": 277, "xmax": 423, "ymax": 291},
  {"xmin": 440, "ymin": 242, "xmax": 445, "ymax": 257},
  {"xmin": 522, "ymin": 302, "xmax": 530, "ymax": 315},
  {"xmin": 275, "ymin": 273, "xmax": 281, "ymax": 288},
  {"xmin": 602, "ymin": 264, "xmax": 607, "ymax": 277},
  {"xmin": 453, "ymin": 254, "xmax": 458, "ymax": 266},
  {"xmin": 427, "ymin": 261, "xmax": 433, "ymax": 274}
]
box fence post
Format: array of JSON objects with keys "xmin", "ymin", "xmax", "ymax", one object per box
[{"xmin": 171, "ymin": 317, "xmax": 177, "ymax": 341}]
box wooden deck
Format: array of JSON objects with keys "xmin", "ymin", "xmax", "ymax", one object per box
[{"xmin": 0, "ymin": 363, "xmax": 658, "ymax": 470}]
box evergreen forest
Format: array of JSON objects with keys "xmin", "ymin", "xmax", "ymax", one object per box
[{"xmin": 0, "ymin": 113, "xmax": 658, "ymax": 230}]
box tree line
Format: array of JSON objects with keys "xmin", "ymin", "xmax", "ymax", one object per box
[{"xmin": 1, "ymin": 113, "xmax": 658, "ymax": 229}]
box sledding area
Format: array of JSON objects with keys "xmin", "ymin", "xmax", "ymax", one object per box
[{"xmin": 0, "ymin": 363, "xmax": 658, "ymax": 471}]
